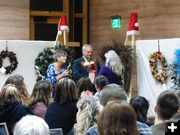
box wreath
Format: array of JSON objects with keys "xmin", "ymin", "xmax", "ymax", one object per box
[
  {"xmin": 0, "ymin": 50, "xmax": 18, "ymax": 74},
  {"xmin": 149, "ymin": 52, "xmax": 168, "ymax": 84},
  {"xmin": 35, "ymin": 45, "xmax": 74, "ymax": 81}
]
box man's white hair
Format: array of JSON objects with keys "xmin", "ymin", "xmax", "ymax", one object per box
[
  {"xmin": 105, "ymin": 50, "xmax": 124, "ymax": 76},
  {"xmin": 13, "ymin": 115, "xmax": 49, "ymax": 135},
  {"xmin": 82, "ymin": 44, "xmax": 91, "ymax": 52}
]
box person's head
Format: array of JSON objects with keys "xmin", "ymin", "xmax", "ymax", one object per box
[
  {"xmin": 3, "ymin": 74, "xmax": 29, "ymax": 105},
  {"xmin": 105, "ymin": 50, "xmax": 124, "ymax": 76},
  {"xmin": 54, "ymin": 78, "xmax": 78, "ymax": 104},
  {"xmin": 155, "ymin": 90, "xmax": 180, "ymax": 121},
  {"xmin": 77, "ymin": 77, "xmax": 94, "ymax": 97},
  {"xmin": 13, "ymin": 115, "xmax": 49, "ymax": 135},
  {"xmin": 130, "ymin": 96, "xmax": 149, "ymax": 123},
  {"xmin": 95, "ymin": 75, "xmax": 108, "ymax": 92},
  {"xmin": 29, "ymin": 80, "xmax": 52, "ymax": 107},
  {"xmin": 82, "ymin": 44, "xmax": 93, "ymax": 60},
  {"xmin": 76, "ymin": 96, "xmax": 101, "ymax": 135},
  {"xmin": 97, "ymin": 101, "xmax": 139, "ymax": 135},
  {"xmin": 100, "ymin": 83, "xmax": 127, "ymax": 106},
  {"xmin": 53, "ymin": 49, "xmax": 67, "ymax": 63},
  {"xmin": 0, "ymin": 84, "xmax": 22, "ymax": 107}
]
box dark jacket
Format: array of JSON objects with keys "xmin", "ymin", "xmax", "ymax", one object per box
[
  {"xmin": 45, "ymin": 101, "xmax": 78, "ymax": 135},
  {"xmin": 72, "ymin": 57, "xmax": 100, "ymax": 83},
  {"xmin": 0, "ymin": 103, "xmax": 34, "ymax": 135}
]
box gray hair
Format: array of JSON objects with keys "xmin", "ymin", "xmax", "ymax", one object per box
[
  {"xmin": 13, "ymin": 115, "xmax": 49, "ymax": 135},
  {"xmin": 53, "ymin": 49, "xmax": 67, "ymax": 62},
  {"xmin": 82, "ymin": 44, "xmax": 92, "ymax": 52},
  {"xmin": 105, "ymin": 50, "xmax": 124, "ymax": 76},
  {"xmin": 75, "ymin": 96, "xmax": 101, "ymax": 135}
]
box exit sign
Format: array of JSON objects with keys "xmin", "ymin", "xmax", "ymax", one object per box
[{"xmin": 111, "ymin": 15, "xmax": 121, "ymax": 29}]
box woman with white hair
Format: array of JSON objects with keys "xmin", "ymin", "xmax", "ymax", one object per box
[
  {"xmin": 13, "ymin": 115, "xmax": 49, "ymax": 135},
  {"xmin": 98, "ymin": 50, "xmax": 124, "ymax": 85},
  {"xmin": 75, "ymin": 96, "xmax": 102, "ymax": 135}
]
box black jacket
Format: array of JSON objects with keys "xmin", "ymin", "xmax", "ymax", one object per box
[{"xmin": 0, "ymin": 103, "xmax": 34, "ymax": 135}]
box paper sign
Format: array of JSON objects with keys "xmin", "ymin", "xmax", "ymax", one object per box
[
  {"xmin": 0, "ymin": 67, "xmax": 6, "ymax": 74},
  {"xmin": 89, "ymin": 72, "xmax": 95, "ymax": 84}
]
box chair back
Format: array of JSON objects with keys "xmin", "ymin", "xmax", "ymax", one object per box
[
  {"xmin": 0, "ymin": 123, "xmax": 9, "ymax": 135},
  {"xmin": 49, "ymin": 128, "xmax": 63, "ymax": 135}
]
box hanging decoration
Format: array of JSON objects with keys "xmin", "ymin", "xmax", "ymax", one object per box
[
  {"xmin": 34, "ymin": 45, "xmax": 74, "ymax": 81},
  {"xmin": 149, "ymin": 52, "xmax": 168, "ymax": 84},
  {"xmin": 148, "ymin": 40, "xmax": 168, "ymax": 84},
  {"xmin": 0, "ymin": 41, "xmax": 18, "ymax": 74}
]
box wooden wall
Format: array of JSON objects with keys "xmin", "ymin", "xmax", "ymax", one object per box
[
  {"xmin": 89, "ymin": 0, "xmax": 180, "ymax": 96},
  {"xmin": 89, "ymin": 0, "xmax": 180, "ymax": 57},
  {"xmin": 0, "ymin": 0, "xmax": 29, "ymax": 40}
]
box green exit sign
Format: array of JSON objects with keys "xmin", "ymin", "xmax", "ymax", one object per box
[{"xmin": 111, "ymin": 15, "xmax": 121, "ymax": 29}]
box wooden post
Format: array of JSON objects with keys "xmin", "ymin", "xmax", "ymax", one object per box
[
  {"xmin": 54, "ymin": 32, "xmax": 59, "ymax": 46},
  {"xmin": 124, "ymin": 34, "xmax": 137, "ymax": 100},
  {"xmin": 128, "ymin": 34, "xmax": 136, "ymax": 99},
  {"xmin": 63, "ymin": 30, "xmax": 66, "ymax": 46}
]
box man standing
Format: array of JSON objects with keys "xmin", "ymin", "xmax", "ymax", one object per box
[{"xmin": 73, "ymin": 44, "xmax": 100, "ymax": 83}]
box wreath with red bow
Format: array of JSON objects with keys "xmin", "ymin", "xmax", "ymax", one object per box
[
  {"xmin": 0, "ymin": 50, "xmax": 18, "ymax": 74},
  {"xmin": 149, "ymin": 52, "xmax": 168, "ymax": 84}
]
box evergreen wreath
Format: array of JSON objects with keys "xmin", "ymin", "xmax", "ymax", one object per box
[
  {"xmin": 35, "ymin": 45, "xmax": 74, "ymax": 81},
  {"xmin": 149, "ymin": 52, "xmax": 168, "ymax": 84},
  {"xmin": 0, "ymin": 50, "xmax": 18, "ymax": 74}
]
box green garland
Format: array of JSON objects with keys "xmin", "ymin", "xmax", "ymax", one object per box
[
  {"xmin": 35, "ymin": 45, "xmax": 74, "ymax": 81},
  {"xmin": 0, "ymin": 50, "xmax": 18, "ymax": 74}
]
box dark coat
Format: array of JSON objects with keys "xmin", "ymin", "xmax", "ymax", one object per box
[
  {"xmin": 0, "ymin": 103, "xmax": 34, "ymax": 135},
  {"xmin": 72, "ymin": 57, "xmax": 100, "ymax": 83},
  {"xmin": 45, "ymin": 101, "xmax": 78, "ymax": 135}
]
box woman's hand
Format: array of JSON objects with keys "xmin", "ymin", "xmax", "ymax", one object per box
[
  {"xmin": 61, "ymin": 70, "xmax": 69, "ymax": 77},
  {"xmin": 57, "ymin": 70, "xmax": 69, "ymax": 81}
]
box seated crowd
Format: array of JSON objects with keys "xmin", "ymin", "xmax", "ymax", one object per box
[{"xmin": 0, "ymin": 73, "xmax": 180, "ymax": 135}]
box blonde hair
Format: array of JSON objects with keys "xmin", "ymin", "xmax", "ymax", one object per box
[
  {"xmin": 75, "ymin": 96, "xmax": 101, "ymax": 135},
  {"xmin": 0, "ymin": 84, "xmax": 22, "ymax": 107},
  {"xmin": 105, "ymin": 50, "xmax": 124, "ymax": 76},
  {"xmin": 4, "ymin": 74, "xmax": 29, "ymax": 105}
]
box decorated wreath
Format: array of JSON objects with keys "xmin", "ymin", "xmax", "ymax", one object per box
[
  {"xmin": 149, "ymin": 52, "xmax": 168, "ymax": 84},
  {"xmin": 35, "ymin": 45, "xmax": 74, "ymax": 81},
  {"xmin": 0, "ymin": 50, "xmax": 18, "ymax": 74}
]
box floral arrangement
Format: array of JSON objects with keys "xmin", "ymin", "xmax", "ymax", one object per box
[
  {"xmin": 35, "ymin": 45, "xmax": 74, "ymax": 81},
  {"xmin": 149, "ymin": 52, "xmax": 168, "ymax": 84},
  {"xmin": 81, "ymin": 59, "xmax": 96, "ymax": 74},
  {"xmin": 0, "ymin": 50, "xmax": 18, "ymax": 74}
]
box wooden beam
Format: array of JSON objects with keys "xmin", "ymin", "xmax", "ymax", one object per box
[
  {"xmin": 83, "ymin": 0, "xmax": 88, "ymax": 45},
  {"xmin": 30, "ymin": 17, "xmax": 34, "ymax": 40},
  {"xmin": 58, "ymin": 41, "xmax": 80, "ymax": 47},
  {"xmin": 74, "ymin": 13, "xmax": 85, "ymax": 18},
  {"xmin": 30, "ymin": 11, "xmax": 63, "ymax": 17}
]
